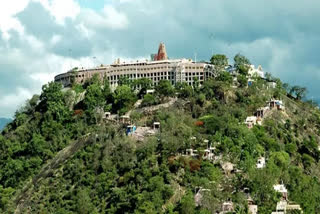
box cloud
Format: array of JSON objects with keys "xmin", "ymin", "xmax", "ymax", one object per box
[
  {"xmin": 1, "ymin": 0, "xmax": 320, "ymax": 117},
  {"xmin": 79, "ymin": 5, "xmax": 128, "ymax": 30},
  {"xmin": 0, "ymin": 0, "xmax": 29, "ymax": 39},
  {"xmin": 47, "ymin": 0, "xmax": 81, "ymax": 24},
  {"xmin": 0, "ymin": 87, "xmax": 33, "ymax": 115},
  {"xmin": 32, "ymin": 0, "xmax": 80, "ymax": 24},
  {"xmin": 102, "ymin": 5, "xmax": 128, "ymax": 29}
]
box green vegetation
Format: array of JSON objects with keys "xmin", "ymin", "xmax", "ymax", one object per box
[
  {"xmin": 210, "ymin": 54, "xmax": 228, "ymax": 70},
  {"xmin": 1, "ymin": 54, "xmax": 320, "ymax": 214},
  {"xmin": 234, "ymin": 54, "xmax": 250, "ymax": 68}
]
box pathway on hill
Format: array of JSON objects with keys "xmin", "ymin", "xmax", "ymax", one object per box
[
  {"xmin": 162, "ymin": 170, "xmax": 185, "ymax": 212},
  {"xmin": 124, "ymin": 99, "xmax": 143, "ymax": 117},
  {"xmin": 14, "ymin": 133, "xmax": 93, "ymax": 214},
  {"xmin": 138, "ymin": 97, "xmax": 178, "ymax": 114}
]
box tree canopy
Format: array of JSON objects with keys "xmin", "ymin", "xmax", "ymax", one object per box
[{"xmin": 210, "ymin": 54, "xmax": 228, "ymax": 68}]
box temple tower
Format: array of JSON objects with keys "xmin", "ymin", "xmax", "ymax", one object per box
[{"xmin": 155, "ymin": 42, "xmax": 168, "ymax": 61}]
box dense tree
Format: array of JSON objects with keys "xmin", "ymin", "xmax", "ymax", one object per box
[
  {"xmin": 290, "ymin": 86, "xmax": 307, "ymax": 100},
  {"xmin": 216, "ymin": 71, "xmax": 233, "ymax": 84},
  {"xmin": 83, "ymin": 73, "xmax": 101, "ymax": 89},
  {"xmin": 84, "ymin": 83, "xmax": 105, "ymax": 111},
  {"xmin": 39, "ymin": 82, "xmax": 71, "ymax": 122},
  {"xmin": 132, "ymin": 78, "xmax": 153, "ymax": 98},
  {"xmin": 210, "ymin": 54, "xmax": 228, "ymax": 69},
  {"xmin": 141, "ymin": 94, "xmax": 157, "ymax": 107},
  {"xmin": 176, "ymin": 82, "xmax": 194, "ymax": 98},
  {"xmin": 237, "ymin": 74, "xmax": 248, "ymax": 87},
  {"xmin": 76, "ymin": 189, "xmax": 97, "ymax": 214},
  {"xmin": 234, "ymin": 54, "xmax": 250, "ymax": 68},
  {"xmin": 156, "ymin": 80, "xmax": 175, "ymax": 98},
  {"xmin": 83, "ymin": 81, "xmax": 106, "ymax": 123},
  {"xmin": 179, "ymin": 191, "xmax": 195, "ymax": 214},
  {"xmin": 113, "ymin": 85, "xmax": 137, "ymax": 115},
  {"xmin": 118, "ymin": 76, "xmax": 131, "ymax": 86},
  {"xmin": 238, "ymin": 64, "xmax": 249, "ymax": 76}
]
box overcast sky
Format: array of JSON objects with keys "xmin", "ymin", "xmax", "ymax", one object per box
[{"xmin": 0, "ymin": 0, "xmax": 320, "ymax": 118}]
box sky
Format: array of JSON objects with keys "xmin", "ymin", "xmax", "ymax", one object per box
[{"xmin": 0, "ymin": 0, "xmax": 320, "ymax": 118}]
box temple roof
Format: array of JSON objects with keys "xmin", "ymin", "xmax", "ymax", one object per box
[{"xmin": 155, "ymin": 42, "xmax": 168, "ymax": 61}]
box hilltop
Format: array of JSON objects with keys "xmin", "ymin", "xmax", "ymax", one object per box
[{"xmin": 1, "ymin": 54, "xmax": 320, "ymax": 214}]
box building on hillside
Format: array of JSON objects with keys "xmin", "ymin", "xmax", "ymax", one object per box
[
  {"xmin": 194, "ymin": 188, "xmax": 211, "ymax": 207},
  {"xmin": 256, "ymin": 157, "xmax": 266, "ymax": 169},
  {"xmin": 248, "ymin": 204, "xmax": 258, "ymax": 214},
  {"xmin": 220, "ymin": 201, "xmax": 234, "ymax": 214},
  {"xmin": 245, "ymin": 116, "xmax": 257, "ymax": 129},
  {"xmin": 248, "ymin": 65, "xmax": 265, "ymax": 79},
  {"xmin": 248, "ymin": 201, "xmax": 258, "ymax": 214},
  {"xmin": 185, "ymin": 149, "xmax": 198, "ymax": 157},
  {"xmin": 146, "ymin": 89, "xmax": 155, "ymax": 94},
  {"xmin": 269, "ymin": 99, "xmax": 285, "ymax": 110},
  {"xmin": 226, "ymin": 64, "xmax": 265, "ymax": 79},
  {"xmin": 272, "ymin": 183, "xmax": 303, "ymax": 213},
  {"xmin": 254, "ymin": 106, "xmax": 269, "ymax": 119},
  {"xmin": 126, "ymin": 125, "xmax": 136, "ymax": 135},
  {"xmin": 221, "ymin": 162, "xmax": 234, "ymax": 175},
  {"xmin": 273, "ymin": 184, "xmax": 288, "ymax": 201},
  {"xmin": 153, "ymin": 122, "xmax": 160, "ymax": 130},
  {"xmin": 104, "ymin": 112, "xmax": 111, "ymax": 119},
  {"xmin": 203, "ymin": 146, "xmax": 215, "ymax": 161},
  {"xmin": 54, "ymin": 43, "xmax": 215, "ymax": 89},
  {"xmin": 272, "ymin": 200, "xmax": 303, "ymax": 214},
  {"xmin": 285, "ymin": 204, "xmax": 303, "ymax": 212},
  {"xmin": 119, "ymin": 115, "xmax": 131, "ymax": 124},
  {"xmin": 246, "ymin": 195, "xmax": 258, "ymax": 214},
  {"xmin": 267, "ymin": 81, "xmax": 277, "ymax": 89}
]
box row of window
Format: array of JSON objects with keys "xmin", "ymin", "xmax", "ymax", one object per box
[
  {"xmin": 109, "ymin": 76, "xmax": 168, "ymax": 83},
  {"xmin": 107, "ymin": 75, "xmax": 204, "ymax": 82},
  {"xmin": 99, "ymin": 65, "xmax": 203, "ymax": 73},
  {"xmin": 185, "ymin": 72, "xmax": 202, "ymax": 76},
  {"xmin": 187, "ymin": 76, "xmax": 204, "ymax": 81},
  {"xmin": 105, "ymin": 72, "xmax": 204, "ymax": 79},
  {"xmin": 107, "ymin": 72, "xmax": 175, "ymax": 80},
  {"xmin": 108, "ymin": 75, "xmax": 174, "ymax": 81},
  {"xmin": 185, "ymin": 66, "xmax": 203, "ymax": 70},
  {"xmin": 110, "ymin": 66, "xmax": 169, "ymax": 72},
  {"xmin": 56, "ymin": 69, "xmax": 208, "ymax": 83},
  {"xmin": 63, "ymin": 68, "xmax": 205, "ymax": 80}
]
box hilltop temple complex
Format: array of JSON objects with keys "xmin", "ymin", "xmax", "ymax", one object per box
[{"xmin": 54, "ymin": 43, "xmax": 215, "ymax": 88}]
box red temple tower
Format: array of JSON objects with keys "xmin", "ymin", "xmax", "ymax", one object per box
[{"xmin": 154, "ymin": 42, "xmax": 168, "ymax": 61}]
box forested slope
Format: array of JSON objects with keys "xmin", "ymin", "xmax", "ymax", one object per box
[{"xmin": 1, "ymin": 55, "xmax": 320, "ymax": 214}]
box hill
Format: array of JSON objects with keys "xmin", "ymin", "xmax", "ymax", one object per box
[{"xmin": 1, "ymin": 54, "xmax": 320, "ymax": 214}]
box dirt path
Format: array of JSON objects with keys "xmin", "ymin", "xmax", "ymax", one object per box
[
  {"xmin": 124, "ymin": 99, "xmax": 143, "ymax": 117},
  {"xmin": 162, "ymin": 182, "xmax": 185, "ymax": 212},
  {"xmin": 138, "ymin": 97, "xmax": 178, "ymax": 114},
  {"xmin": 162, "ymin": 170, "xmax": 185, "ymax": 212},
  {"xmin": 14, "ymin": 133, "xmax": 93, "ymax": 214}
]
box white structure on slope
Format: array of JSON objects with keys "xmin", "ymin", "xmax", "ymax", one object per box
[{"xmin": 248, "ymin": 65, "xmax": 265, "ymax": 79}]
